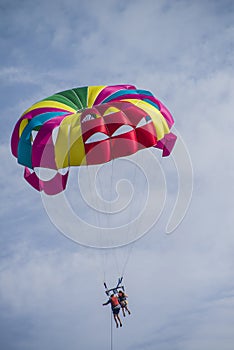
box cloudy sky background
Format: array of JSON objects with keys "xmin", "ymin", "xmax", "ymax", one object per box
[{"xmin": 1, "ymin": 0, "xmax": 234, "ymax": 349}]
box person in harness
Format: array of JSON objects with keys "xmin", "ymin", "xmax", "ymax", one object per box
[
  {"xmin": 118, "ymin": 290, "xmax": 131, "ymax": 317},
  {"xmin": 103, "ymin": 293, "xmax": 123, "ymax": 328}
]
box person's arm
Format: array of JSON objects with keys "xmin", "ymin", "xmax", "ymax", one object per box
[{"xmin": 103, "ymin": 299, "xmax": 110, "ymax": 306}]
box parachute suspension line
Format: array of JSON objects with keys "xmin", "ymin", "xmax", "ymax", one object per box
[
  {"xmin": 125, "ymin": 150, "xmax": 145, "ymax": 274},
  {"xmin": 96, "ymin": 159, "xmax": 121, "ymax": 280},
  {"xmin": 84, "ymin": 164, "xmax": 107, "ymax": 282},
  {"xmin": 121, "ymin": 244, "xmax": 133, "ymax": 278},
  {"xmin": 95, "ymin": 161, "xmax": 119, "ymax": 282},
  {"xmin": 94, "ymin": 164, "xmax": 109, "ymax": 282},
  {"xmin": 110, "ymin": 159, "xmax": 122, "ymax": 277},
  {"xmin": 119, "ymin": 151, "xmax": 139, "ymax": 278}
]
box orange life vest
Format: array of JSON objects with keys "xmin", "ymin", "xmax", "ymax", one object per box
[{"xmin": 110, "ymin": 296, "xmax": 119, "ymax": 307}]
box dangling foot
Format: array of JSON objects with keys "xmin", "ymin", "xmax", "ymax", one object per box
[
  {"xmin": 128, "ymin": 311, "xmax": 131, "ymax": 315},
  {"xmin": 120, "ymin": 323, "xmax": 122, "ymax": 327}
]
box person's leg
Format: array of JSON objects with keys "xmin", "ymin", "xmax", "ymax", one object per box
[
  {"xmin": 125, "ymin": 306, "xmax": 131, "ymax": 314},
  {"xmin": 117, "ymin": 314, "xmax": 122, "ymax": 327},
  {"xmin": 122, "ymin": 307, "xmax": 126, "ymax": 317},
  {"xmin": 114, "ymin": 314, "xmax": 119, "ymax": 328}
]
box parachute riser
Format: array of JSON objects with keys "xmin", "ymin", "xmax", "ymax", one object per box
[
  {"xmin": 104, "ymin": 277, "xmax": 125, "ymax": 296},
  {"xmin": 104, "ymin": 286, "xmax": 125, "ymax": 296}
]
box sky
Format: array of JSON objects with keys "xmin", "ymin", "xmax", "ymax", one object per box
[{"xmin": 0, "ymin": 0, "xmax": 234, "ymax": 349}]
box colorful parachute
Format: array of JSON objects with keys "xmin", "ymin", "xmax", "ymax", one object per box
[{"xmin": 11, "ymin": 84, "xmax": 177, "ymax": 195}]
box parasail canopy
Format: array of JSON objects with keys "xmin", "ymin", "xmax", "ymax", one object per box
[{"xmin": 11, "ymin": 84, "xmax": 176, "ymax": 195}]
